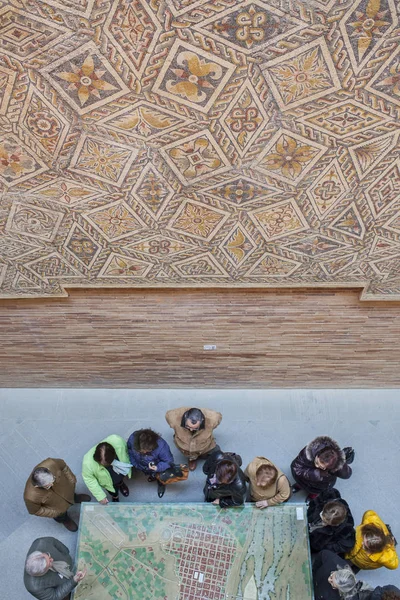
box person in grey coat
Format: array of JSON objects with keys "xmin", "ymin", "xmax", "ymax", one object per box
[{"xmin": 24, "ymin": 537, "xmax": 86, "ymax": 600}]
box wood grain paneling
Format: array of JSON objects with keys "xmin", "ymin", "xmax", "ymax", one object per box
[{"xmin": 0, "ymin": 288, "xmax": 400, "ymax": 388}]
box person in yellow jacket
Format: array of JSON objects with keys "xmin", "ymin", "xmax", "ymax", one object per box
[
  {"xmin": 244, "ymin": 456, "xmax": 291, "ymax": 507},
  {"xmin": 345, "ymin": 510, "xmax": 398, "ymax": 571},
  {"xmin": 82, "ymin": 435, "xmax": 132, "ymax": 504}
]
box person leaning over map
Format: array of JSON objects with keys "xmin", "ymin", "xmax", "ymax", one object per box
[
  {"xmin": 244, "ymin": 456, "xmax": 291, "ymax": 508},
  {"xmin": 24, "ymin": 536, "xmax": 86, "ymax": 600},
  {"xmin": 165, "ymin": 406, "xmax": 222, "ymax": 471},
  {"xmin": 82, "ymin": 434, "xmax": 132, "ymax": 504}
]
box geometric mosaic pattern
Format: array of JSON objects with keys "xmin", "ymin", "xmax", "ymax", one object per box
[{"xmin": 1, "ymin": 1, "xmax": 400, "ymax": 299}]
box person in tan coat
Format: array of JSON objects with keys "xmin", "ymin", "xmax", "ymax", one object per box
[
  {"xmin": 24, "ymin": 458, "xmax": 90, "ymax": 532},
  {"xmin": 244, "ymin": 456, "xmax": 291, "ymax": 508},
  {"xmin": 165, "ymin": 407, "xmax": 222, "ymax": 471}
]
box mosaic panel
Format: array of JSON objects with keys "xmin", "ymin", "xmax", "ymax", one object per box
[{"xmin": 1, "ymin": 0, "xmax": 400, "ymax": 299}]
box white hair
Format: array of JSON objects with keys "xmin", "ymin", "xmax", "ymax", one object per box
[
  {"xmin": 32, "ymin": 468, "xmax": 54, "ymax": 488},
  {"xmin": 25, "ymin": 551, "xmax": 48, "ymax": 576},
  {"xmin": 334, "ymin": 566, "xmax": 357, "ymax": 597}
]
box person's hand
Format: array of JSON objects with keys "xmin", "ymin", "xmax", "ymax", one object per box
[
  {"xmin": 212, "ymin": 499, "xmax": 220, "ymax": 505},
  {"xmin": 74, "ymin": 568, "xmax": 87, "ymax": 583},
  {"xmin": 255, "ymin": 500, "xmax": 269, "ymax": 509},
  {"xmin": 315, "ymin": 457, "xmax": 326, "ymax": 470},
  {"xmin": 148, "ymin": 464, "xmax": 158, "ymax": 471},
  {"xmin": 99, "ymin": 498, "xmax": 108, "ymax": 505}
]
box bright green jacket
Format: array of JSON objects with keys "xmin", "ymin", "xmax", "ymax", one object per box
[{"xmin": 82, "ymin": 434, "xmax": 131, "ymax": 501}]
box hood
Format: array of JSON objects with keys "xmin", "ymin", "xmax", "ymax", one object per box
[{"xmin": 305, "ymin": 436, "xmax": 346, "ymax": 471}]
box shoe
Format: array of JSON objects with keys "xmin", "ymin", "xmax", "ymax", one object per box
[
  {"xmin": 189, "ymin": 460, "xmax": 197, "ymax": 471},
  {"xmin": 75, "ymin": 494, "xmax": 91, "ymax": 503},
  {"xmin": 118, "ymin": 482, "xmax": 130, "ymax": 497},
  {"xmin": 157, "ymin": 482, "xmax": 166, "ymax": 498},
  {"xmin": 291, "ymin": 484, "xmax": 301, "ymax": 494},
  {"xmin": 63, "ymin": 516, "xmax": 78, "ymax": 532},
  {"xmin": 112, "ymin": 496, "xmax": 119, "ymax": 502}
]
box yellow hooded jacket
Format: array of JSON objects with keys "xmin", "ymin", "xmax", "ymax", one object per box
[{"xmin": 345, "ymin": 510, "xmax": 399, "ymax": 570}]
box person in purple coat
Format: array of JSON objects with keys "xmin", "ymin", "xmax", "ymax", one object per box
[
  {"xmin": 291, "ymin": 436, "xmax": 352, "ymax": 500},
  {"xmin": 127, "ymin": 429, "xmax": 174, "ymax": 478}
]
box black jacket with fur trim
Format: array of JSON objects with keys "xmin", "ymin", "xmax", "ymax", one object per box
[
  {"xmin": 203, "ymin": 451, "xmax": 247, "ymax": 508},
  {"xmin": 291, "ymin": 436, "xmax": 352, "ymax": 495},
  {"xmin": 307, "ymin": 488, "xmax": 356, "ymax": 555}
]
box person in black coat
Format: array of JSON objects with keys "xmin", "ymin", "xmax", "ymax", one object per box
[
  {"xmin": 313, "ymin": 550, "xmax": 372, "ymax": 600},
  {"xmin": 203, "ymin": 451, "xmax": 247, "ymax": 508},
  {"xmin": 370, "ymin": 586, "xmax": 400, "ymax": 599},
  {"xmin": 291, "ymin": 436, "xmax": 352, "ymax": 498},
  {"xmin": 307, "ymin": 488, "xmax": 356, "ymax": 556}
]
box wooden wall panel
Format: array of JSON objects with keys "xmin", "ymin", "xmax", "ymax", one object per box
[{"xmin": 0, "ymin": 288, "xmax": 400, "ymax": 387}]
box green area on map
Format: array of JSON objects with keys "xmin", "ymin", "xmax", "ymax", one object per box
[{"xmin": 73, "ymin": 502, "xmax": 312, "ymax": 599}]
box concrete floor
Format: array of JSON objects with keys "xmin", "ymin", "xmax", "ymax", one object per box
[{"xmin": 1, "ymin": 388, "xmax": 399, "ymax": 599}]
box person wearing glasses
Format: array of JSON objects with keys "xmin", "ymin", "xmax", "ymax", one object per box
[{"xmin": 165, "ymin": 407, "xmax": 222, "ymax": 471}]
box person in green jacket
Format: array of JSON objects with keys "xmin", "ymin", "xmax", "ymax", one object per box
[{"xmin": 82, "ymin": 434, "xmax": 132, "ymax": 504}]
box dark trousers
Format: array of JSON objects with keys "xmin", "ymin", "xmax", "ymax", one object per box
[
  {"xmin": 106, "ymin": 466, "xmax": 125, "ymax": 498},
  {"xmin": 53, "ymin": 494, "xmax": 81, "ymax": 523}
]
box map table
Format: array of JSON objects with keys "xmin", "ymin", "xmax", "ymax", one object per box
[{"xmin": 73, "ymin": 502, "xmax": 313, "ymax": 600}]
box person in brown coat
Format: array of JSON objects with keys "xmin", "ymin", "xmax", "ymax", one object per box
[
  {"xmin": 165, "ymin": 407, "xmax": 222, "ymax": 471},
  {"xmin": 24, "ymin": 458, "xmax": 90, "ymax": 532},
  {"xmin": 244, "ymin": 456, "xmax": 291, "ymax": 508}
]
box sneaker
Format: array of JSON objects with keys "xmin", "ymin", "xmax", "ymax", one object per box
[{"xmin": 63, "ymin": 516, "xmax": 78, "ymax": 532}]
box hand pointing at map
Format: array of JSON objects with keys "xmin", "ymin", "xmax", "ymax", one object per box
[{"xmin": 74, "ymin": 568, "xmax": 87, "ymax": 583}]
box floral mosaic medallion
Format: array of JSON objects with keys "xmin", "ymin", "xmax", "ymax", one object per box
[
  {"xmin": 262, "ymin": 39, "xmax": 341, "ymax": 110},
  {"xmin": 246, "ymin": 252, "xmax": 301, "ymax": 277},
  {"xmin": 339, "ymin": 0, "xmax": 397, "ymax": 74},
  {"xmin": 130, "ymin": 164, "xmax": 174, "ymax": 219},
  {"xmin": 250, "ymin": 200, "xmax": 308, "ymax": 242},
  {"xmin": 202, "ymin": 177, "xmax": 280, "ymax": 207},
  {"xmin": 40, "ymin": 42, "xmax": 129, "ymax": 115},
  {"xmin": 98, "ymin": 253, "xmax": 153, "ymax": 278},
  {"xmin": 255, "ymin": 130, "xmax": 326, "ymax": 185},
  {"xmin": 98, "ymin": 101, "xmax": 190, "ymax": 141},
  {"xmin": 220, "ymin": 224, "xmax": 257, "ymax": 267},
  {"xmin": 84, "ymin": 200, "xmax": 147, "ymax": 242},
  {"xmin": 152, "ymin": 40, "xmax": 235, "ymax": 113},
  {"xmin": 161, "ymin": 131, "xmax": 230, "ymax": 185},
  {"xmin": 69, "ymin": 135, "xmax": 138, "ymax": 187},
  {"xmin": 19, "ymin": 86, "xmax": 70, "ymax": 157},
  {"xmin": 2, "ymin": 0, "xmax": 400, "ymax": 298},
  {"xmin": 63, "ymin": 224, "xmax": 102, "ymax": 269},
  {"xmin": 0, "ymin": 135, "xmax": 48, "ymax": 187},
  {"xmin": 167, "ymin": 199, "xmax": 229, "ymax": 241}
]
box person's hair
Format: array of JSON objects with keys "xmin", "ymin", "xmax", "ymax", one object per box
[
  {"xmin": 181, "ymin": 408, "xmax": 205, "ymax": 429},
  {"xmin": 255, "ymin": 464, "xmax": 278, "ymax": 486},
  {"xmin": 361, "ymin": 523, "xmax": 392, "ymax": 553},
  {"xmin": 133, "ymin": 429, "xmax": 160, "ymax": 453},
  {"xmin": 382, "ymin": 591, "xmax": 400, "ymax": 600},
  {"xmin": 317, "ymin": 448, "xmax": 339, "ymax": 470},
  {"xmin": 215, "ymin": 459, "xmax": 237, "ymax": 484},
  {"xmin": 332, "ymin": 565, "xmax": 357, "ymax": 598},
  {"xmin": 93, "ymin": 442, "xmax": 116, "ymax": 466},
  {"xmin": 322, "ymin": 501, "xmax": 347, "ymax": 526},
  {"xmin": 25, "ymin": 552, "xmax": 48, "ymax": 576},
  {"xmin": 31, "ymin": 467, "xmax": 54, "ymax": 488}
]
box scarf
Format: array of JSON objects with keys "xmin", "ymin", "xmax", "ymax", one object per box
[
  {"xmin": 50, "ymin": 561, "xmax": 74, "ymax": 579},
  {"xmin": 112, "ymin": 459, "xmax": 132, "ymax": 476}
]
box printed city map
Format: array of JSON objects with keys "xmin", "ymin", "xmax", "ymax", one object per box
[{"xmin": 73, "ymin": 502, "xmax": 312, "ymax": 600}]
